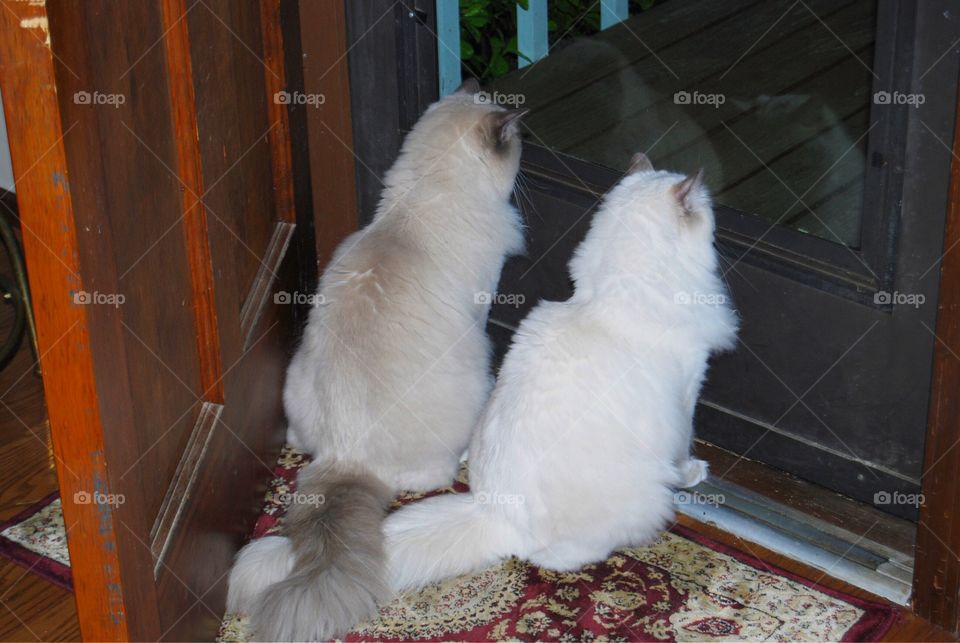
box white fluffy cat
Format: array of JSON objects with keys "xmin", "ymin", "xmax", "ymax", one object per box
[
  {"xmin": 385, "ymin": 153, "xmax": 738, "ymax": 591},
  {"xmin": 226, "ymin": 79, "xmax": 527, "ymax": 641}
]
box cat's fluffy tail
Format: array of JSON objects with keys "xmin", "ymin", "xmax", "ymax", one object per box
[
  {"xmin": 226, "ymin": 461, "xmax": 392, "ymax": 641},
  {"xmin": 385, "ymin": 492, "xmax": 525, "ymax": 591}
]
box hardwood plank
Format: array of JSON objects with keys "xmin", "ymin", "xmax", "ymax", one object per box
[
  {"xmin": 0, "ymin": 558, "xmax": 78, "ymax": 642},
  {"xmin": 492, "ymin": 0, "xmax": 765, "ymax": 108},
  {"xmin": 516, "ymin": 0, "xmax": 863, "ymax": 152},
  {"xmin": 786, "ymin": 177, "xmax": 865, "ymax": 243},
  {"xmin": 716, "ymin": 107, "xmax": 869, "ymax": 238}
]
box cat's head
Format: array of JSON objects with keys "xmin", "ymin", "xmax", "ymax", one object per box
[
  {"xmin": 570, "ymin": 153, "xmax": 719, "ymax": 294},
  {"xmin": 398, "ymin": 78, "xmax": 527, "ymax": 200},
  {"xmin": 609, "ymin": 153, "xmax": 716, "ymax": 255}
]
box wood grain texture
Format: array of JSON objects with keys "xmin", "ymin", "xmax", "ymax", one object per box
[
  {"xmin": 0, "ymin": 2, "xmax": 150, "ymax": 638},
  {"xmin": 260, "ymin": 0, "xmax": 297, "ymax": 226},
  {"xmin": 239, "ymin": 221, "xmax": 295, "ymax": 347},
  {"xmin": 150, "ymin": 401, "xmax": 223, "ymax": 571},
  {"xmin": 0, "ymin": 0, "xmax": 333, "ymax": 638},
  {"xmin": 161, "ymin": 0, "xmax": 225, "ymax": 403},
  {"xmin": 915, "ymin": 83, "xmax": 960, "ymax": 633},
  {"xmin": 300, "ymin": 0, "xmax": 361, "ymax": 265}
]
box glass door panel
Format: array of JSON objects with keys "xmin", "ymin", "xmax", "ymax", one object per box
[{"xmin": 488, "ymin": 0, "xmax": 877, "ymax": 247}]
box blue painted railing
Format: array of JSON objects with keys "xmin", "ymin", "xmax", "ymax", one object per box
[
  {"xmin": 436, "ymin": 0, "xmax": 463, "ymax": 96},
  {"xmin": 516, "ymin": 0, "xmax": 548, "ymax": 69},
  {"xmin": 437, "ymin": 0, "xmax": 631, "ymax": 95}
]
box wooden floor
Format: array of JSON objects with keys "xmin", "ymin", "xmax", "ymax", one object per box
[
  {"xmin": 492, "ymin": 0, "xmax": 873, "ymax": 246},
  {"xmin": 0, "ymin": 205, "xmax": 80, "ymax": 641}
]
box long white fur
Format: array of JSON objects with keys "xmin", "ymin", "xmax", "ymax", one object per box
[
  {"xmin": 283, "ymin": 89, "xmax": 525, "ymax": 491},
  {"xmin": 226, "ymin": 536, "xmax": 295, "ymax": 614},
  {"xmin": 385, "ymin": 161, "xmax": 738, "ymax": 592},
  {"xmin": 227, "ymin": 85, "xmax": 527, "ymax": 639}
]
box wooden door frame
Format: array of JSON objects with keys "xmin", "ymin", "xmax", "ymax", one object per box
[
  {"xmin": 0, "ymin": 1, "xmax": 357, "ymax": 639},
  {"xmin": 0, "ymin": 3, "xmax": 148, "ymax": 638},
  {"xmin": 915, "ymin": 81, "xmax": 960, "ymax": 634}
]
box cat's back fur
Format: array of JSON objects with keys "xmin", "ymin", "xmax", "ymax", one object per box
[
  {"xmin": 228, "ymin": 82, "xmax": 528, "ymax": 641},
  {"xmin": 385, "ymin": 156, "xmax": 738, "ymax": 591},
  {"xmin": 283, "ymin": 86, "xmax": 526, "ymax": 490}
]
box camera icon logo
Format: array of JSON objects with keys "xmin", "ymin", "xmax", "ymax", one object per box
[
  {"xmin": 873, "ymin": 490, "xmax": 891, "ymax": 504},
  {"xmin": 274, "ymin": 91, "xmax": 292, "ymax": 105},
  {"xmin": 873, "ymin": 91, "xmax": 891, "ymax": 105},
  {"xmin": 673, "ymin": 90, "xmax": 691, "ymax": 105},
  {"xmin": 73, "ymin": 91, "xmax": 91, "ymax": 105}
]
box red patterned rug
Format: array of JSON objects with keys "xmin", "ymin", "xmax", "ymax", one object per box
[
  {"xmin": 0, "ymin": 491, "xmax": 72, "ymax": 590},
  {"xmin": 219, "ymin": 447, "xmax": 897, "ymax": 642}
]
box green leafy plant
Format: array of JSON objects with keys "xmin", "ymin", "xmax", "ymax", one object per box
[{"xmin": 459, "ymin": 0, "xmax": 658, "ymax": 83}]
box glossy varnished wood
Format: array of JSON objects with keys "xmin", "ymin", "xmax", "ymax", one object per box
[
  {"xmin": 915, "ymin": 83, "xmax": 960, "ymax": 632},
  {"xmin": 0, "ymin": 2, "xmax": 149, "ymax": 638},
  {"xmin": 161, "ymin": 0, "xmax": 224, "ymax": 403},
  {"xmin": 0, "ymin": 0, "xmax": 356, "ymax": 638},
  {"xmin": 299, "ymin": 0, "xmax": 361, "ymax": 265}
]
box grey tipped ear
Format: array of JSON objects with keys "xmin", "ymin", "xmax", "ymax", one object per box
[
  {"xmin": 490, "ymin": 108, "xmax": 529, "ymax": 145},
  {"xmin": 454, "ymin": 77, "xmax": 481, "ymax": 95},
  {"xmin": 672, "ymin": 168, "xmax": 705, "ymax": 210},
  {"xmin": 628, "ymin": 152, "xmax": 653, "ymax": 174}
]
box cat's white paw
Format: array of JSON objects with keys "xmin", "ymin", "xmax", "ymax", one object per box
[{"xmin": 679, "ymin": 458, "xmax": 709, "ymax": 488}]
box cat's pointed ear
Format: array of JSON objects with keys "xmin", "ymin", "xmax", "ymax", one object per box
[
  {"xmin": 454, "ymin": 77, "xmax": 481, "ymax": 95},
  {"xmin": 628, "ymin": 152, "xmax": 653, "ymax": 174},
  {"xmin": 489, "ymin": 108, "xmax": 529, "ymax": 145},
  {"xmin": 672, "ymin": 169, "xmax": 705, "ymax": 211}
]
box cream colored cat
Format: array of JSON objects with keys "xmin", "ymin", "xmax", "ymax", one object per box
[{"xmin": 226, "ymin": 79, "xmax": 527, "ymax": 641}]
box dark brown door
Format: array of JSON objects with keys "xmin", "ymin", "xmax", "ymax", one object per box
[
  {"xmin": 368, "ymin": 0, "xmax": 959, "ymax": 520},
  {"xmin": 0, "ymin": 0, "xmax": 347, "ymax": 639}
]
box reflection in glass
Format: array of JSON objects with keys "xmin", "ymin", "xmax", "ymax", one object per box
[{"xmin": 487, "ymin": 0, "xmax": 876, "ymax": 247}]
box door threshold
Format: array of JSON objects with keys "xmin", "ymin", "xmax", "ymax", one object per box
[{"xmin": 676, "ymin": 476, "xmax": 913, "ymax": 606}]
